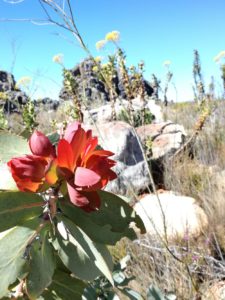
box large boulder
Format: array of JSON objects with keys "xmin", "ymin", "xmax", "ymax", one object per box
[
  {"xmin": 136, "ymin": 121, "xmax": 186, "ymax": 160},
  {"xmin": 134, "ymin": 191, "xmax": 208, "ymax": 239},
  {"xmin": 84, "ymin": 121, "xmax": 151, "ymax": 196},
  {"xmin": 0, "ymin": 70, "xmax": 29, "ymax": 113},
  {"xmin": 0, "ymin": 71, "xmax": 15, "ymax": 92},
  {"xmin": 3, "ymin": 91, "xmax": 28, "ymax": 113},
  {"xmin": 84, "ymin": 121, "xmax": 186, "ymax": 195},
  {"xmin": 83, "ymin": 96, "xmax": 163, "ymax": 125}
]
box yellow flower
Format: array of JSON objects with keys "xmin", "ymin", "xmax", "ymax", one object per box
[
  {"xmin": 105, "ymin": 31, "xmax": 120, "ymax": 42},
  {"xmin": 16, "ymin": 76, "xmax": 32, "ymax": 89},
  {"xmin": 102, "ymin": 63, "xmax": 110, "ymax": 69},
  {"xmin": 52, "ymin": 53, "xmax": 64, "ymax": 65},
  {"xmin": 213, "ymin": 51, "xmax": 225, "ymax": 63},
  {"xmin": 92, "ymin": 66, "xmax": 99, "ymax": 72},
  {"xmin": 0, "ymin": 92, "xmax": 8, "ymax": 100},
  {"xmin": 95, "ymin": 40, "xmax": 106, "ymax": 51},
  {"xmin": 94, "ymin": 56, "xmax": 102, "ymax": 62},
  {"xmin": 163, "ymin": 60, "xmax": 171, "ymax": 67}
]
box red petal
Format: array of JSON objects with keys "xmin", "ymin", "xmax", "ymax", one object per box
[
  {"xmin": 82, "ymin": 137, "xmax": 98, "ymax": 161},
  {"xmin": 64, "ymin": 121, "xmax": 81, "ymax": 143},
  {"xmin": 7, "ymin": 159, "xmax": 45, "ymax": 192},
  {"xmin": 91, "ymin": 150, "xmax": 115, "ymax": 157},
  {"xmin": 82, "ymin": 191, "xmax": 101, "ymax": 212},
  {"xmin": 74, "ymin": 167, "xmax": 101, "ymax": 188},
  {"xmin": 67, "ymin": 182, "xmax": 89, "ymax": 206},
  {"xmin": 57, "ymin": 139, "xmax": 75, "ymax": 172},
  {"xmin": 29, "ymin": 131, "xmax": 55, "ymax": 157},
  {"xmin": 70, "ymin": 127, "xmax": 88, "ymax": 164},
  {"xmin": 8, "ymin": 155, "xmax": 47, "ymax": 182},
  {"xmin": 16, "ymin": 179, "xmax": 43, "ymax": 192},
  {"xmin": 67, "ymin": 183, "xmax": 100, "ymax": 212}
]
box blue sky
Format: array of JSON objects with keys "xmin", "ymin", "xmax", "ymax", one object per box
[{"xmin": 0, "ymin": 0, "xmax": 225, "ymax": 101}]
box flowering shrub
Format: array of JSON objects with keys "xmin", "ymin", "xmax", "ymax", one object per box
[
  {"xmin": 8, "ymin": 122, "xmax": 117, "ymax": 212},
  {"xmin": 0, "ymin": 123, "xmax": 145, "ymax": 299}
]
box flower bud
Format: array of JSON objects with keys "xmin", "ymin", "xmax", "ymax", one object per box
[{"xmin": 29, "ymin": 131, "xmax": 55, "ymax": 157}]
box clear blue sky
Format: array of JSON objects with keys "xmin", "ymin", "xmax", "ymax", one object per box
[{"xmin": 0, "ymin": 0, "xmax": 225, "ymax": 101}]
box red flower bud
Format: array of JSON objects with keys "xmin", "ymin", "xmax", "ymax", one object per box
[
  {"xmin": 29, "ymin": 131, "xmax": 55, "ymax": 157},
  {"xmin": 7, "ymin": 155, "xmax": 48, "ymax": 192}
]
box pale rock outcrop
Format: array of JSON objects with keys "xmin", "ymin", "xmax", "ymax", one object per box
[
  {"xmin": 84, "ymin": 121, "xmax": 151, "ymax": 196},
  {"xmin": 134, "ymin": 191, "xmax": 208, "ymax": 239},
  {"xmin": 83, "ymin": 96, "xmax": 163, "ymax": 125},
  {"xmin": 136, "ymin": 121, "xmax": 186, "ymax": 160},
  {"xmin": 85, "ymin": 121, "xmax": 186, "ymax": 195}
]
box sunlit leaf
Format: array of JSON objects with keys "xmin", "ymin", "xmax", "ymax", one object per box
[
  {"xmin": 59, "ymin": 190, "xmax": 146, "ymax": 245},
  {"xmin": 37, "ymin": 270, "xmax": 87, "ymax": 300},
  {"xmin": 54, "ymin": 216, "xmax": 113, "ymax": 283},
  {"xmin": 0, "ymin": 133, "xmax": 30, "ymax": 163},
  {"xmin": 26, "ymin": 228, "xmax": 56, "ymax": 299},
  {"xmin": 0, "ymin": 163, "xmax": 18, "ymax": 191},
  {"xmin": 0, "ymin": 219, "xmax": 41, "ymax": 298},
  {"xmin": 0, "ymin": 192, "xmax": 43, "ymax": 232}
]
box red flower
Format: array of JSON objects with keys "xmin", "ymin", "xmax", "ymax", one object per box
[
  {"xmin": 7, "ymin": 131, "xmax": 55, "ymax": 192},
  {"xmin": 7, "ymin": 123, "xmax": 117, "ymax": 212},
  {"xmin": 56, "ymin": 122, "xmax": 117, "ymax": 212}
]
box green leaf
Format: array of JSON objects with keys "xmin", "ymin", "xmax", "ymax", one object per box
[
  {"xmin": 147, "ymin": 285, "xmax": 166, "ymax": 300},
  {"xmin": 0, "ymin": 163, "xmax": 18, "ymax": 191},
  {"xmin": 53, "ymin": 216, "xmax": 113, "ymax": 283},
  {"xmin": 26, "ymin": 228, "xmax": 56, "ymax": 299},
  {"xmin": 37, "ymin": 270, "xmax": 87, "ymax": 300},
  {"xmin": 0, "ymin": 219, "xmax": 41, "ymax": 298},
  {"xmin": 47, "ymin": 132, "xmax": 60, "ymax": 145},
  {"xmin": 120, "ymin": 287, "xmax": 144, "ymax": 300},
  {"xmin": 0, "ymin": 192, "xmax": 43, "ymax": 233},
  {"xmin": 0, "ymin": 133, "xmax": 30, "ymax": 163},
  {"xmin": 59, "ymin": 190, "xmax": 146, "ymax": 245}
]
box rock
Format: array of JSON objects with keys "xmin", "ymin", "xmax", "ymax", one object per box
[
  {"xmin": 83, "ymin": 97, "xmax": 162, "ymax": 125},
  {"xmin": 83, "ymin": 120, "xmax": 187, "ymax": 194},
  {"xmin": 132, "ymin": 96, "xmax": 163, "ymax": 123},
  {"xmin": 203, "ymin": 281, "xmax": 225, "ymax": 299},
  {"xmin": 3, "ymin": 91, "xmax": 28, "ymax": 113},
  {"xmin": 134, "ymin": 191, "xmax": 208, "ymax": 239},
  {"xmin": 0, "ymin": 71, "xmax": 16, "ymax": 92},
  {"xmin": 59, "ymin": 58, "xmax": 154, "ymax": 104},
  {"xmin": 59, "ymin": 58, "xmax": 110, "ymax": 103},
  {"xmin": 37, "ymin": 97, "xmax": 60, "ymax": 111},
  {"xmin": 0, "ymin": 70, "xmax": 29, "ymax": 113},
  {"xmin": 84, "ymin": 121, "xmax": 151, "ymax": 196},
  {"xmin": 136, "ymin": 121, "xmax": 186, "ymax": 160}
]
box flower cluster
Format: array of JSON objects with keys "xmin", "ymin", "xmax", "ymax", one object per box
[
  {"xmin": 95, "ymin": 40, "xmax": 106, "ymax": 51},
  {"xmin": 52, "ymin": 53, "xmax": 64, "ymax": 65},
  {"xmin": 8, "ymin": 122, "xmax": 117, "ymax": 212},
  {"xmin": 16, "ymin": 76, "xmax": 32, "ymax": 89},
  {"xmin": 213, "ymin": 50, "xmax": 225, "ymax": 63},
  {"xmin": 105, "ymin": 31, "xmax": 120, "ymax": 42}
]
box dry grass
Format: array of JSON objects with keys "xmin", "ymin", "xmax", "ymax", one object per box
[
  {"xmin": 107, "ymin": 100, "xmax": 225, "ymax": 298},
  {"xmin": 4, "ymin": 98, "xmax": 225, "ymax": 299}
]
